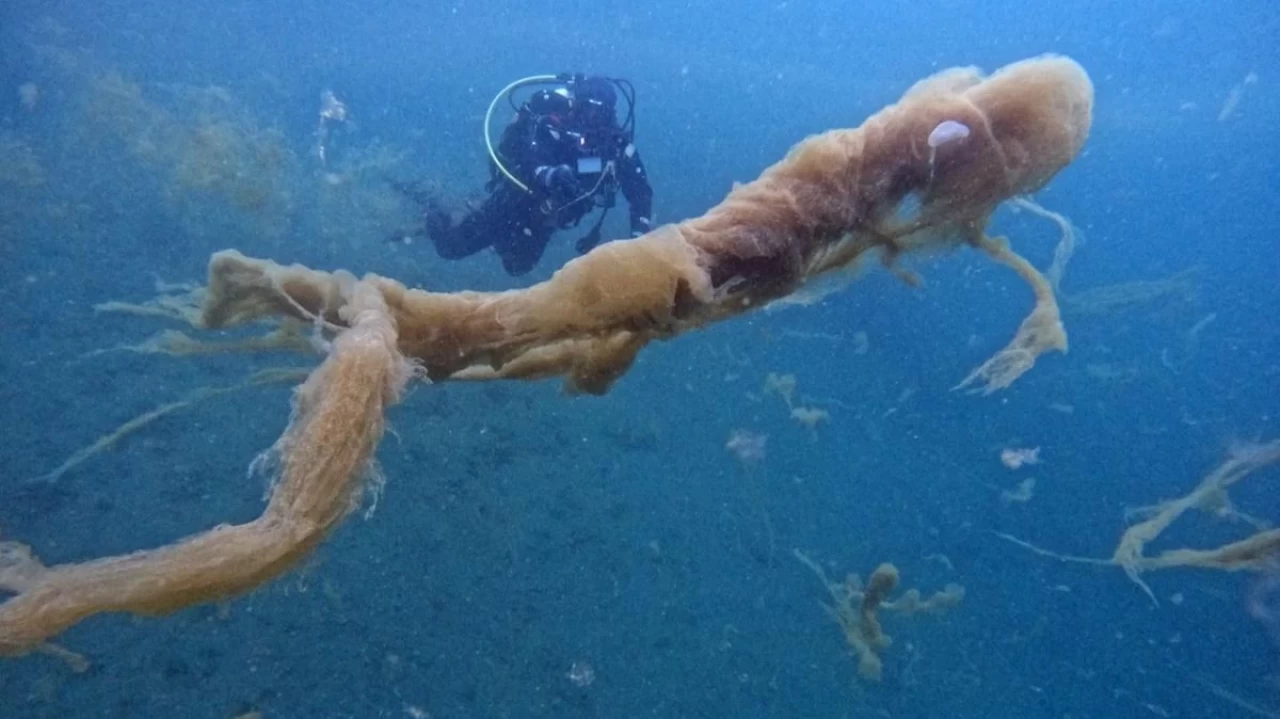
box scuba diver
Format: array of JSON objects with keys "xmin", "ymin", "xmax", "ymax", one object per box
[{"xmin": 424, "ymin": 73, "xmax": 654, "ymax": 276}]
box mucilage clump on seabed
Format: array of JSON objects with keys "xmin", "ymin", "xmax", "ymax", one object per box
[{"xmin": 0, "ymin": 55, "xmax": 1093, "ymax": 656}]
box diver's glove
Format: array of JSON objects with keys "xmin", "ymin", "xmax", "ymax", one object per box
[
  {"xmin": 534, "ymin": 164, "xmax": 578, "ymax": 203},
  {"xmin": 630, "ymin": 216, "xmax": 652, "ymax": 238}
]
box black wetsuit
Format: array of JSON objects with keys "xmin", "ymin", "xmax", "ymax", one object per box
[{"xmin": 426, "ymin": 99, "xmax": 654, "ymax": 276}]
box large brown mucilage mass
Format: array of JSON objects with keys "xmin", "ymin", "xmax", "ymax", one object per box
[
  {"xmin": 0, "ymin": 56, "xmax": 1093, "ymax": 655},
  {"xmin": 202, "ymin": 55, "xmax": 1092, "ymax": 394}
]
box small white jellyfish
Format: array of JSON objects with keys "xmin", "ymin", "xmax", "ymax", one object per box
[
  {"xmin": 927, "ymin": 119, "xmax": 971, "ymax": 148},
  {"xmin": 925, "ymin": 119, "xmax": 972, "ymax": 187}
]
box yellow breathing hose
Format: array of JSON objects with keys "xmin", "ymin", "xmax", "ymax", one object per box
[{"xmin": 485, "ymin": 74, "xmax": 559, "ymax": 193}]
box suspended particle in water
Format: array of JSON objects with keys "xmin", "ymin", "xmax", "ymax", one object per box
[{"xmin": 567, "ymin": 660, "xmax": 596, "ymax": 688}]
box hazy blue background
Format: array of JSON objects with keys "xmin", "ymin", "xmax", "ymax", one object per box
[{"xmin": 1, "ymin": 1, "xmax": 1278, "ymax": 717}]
